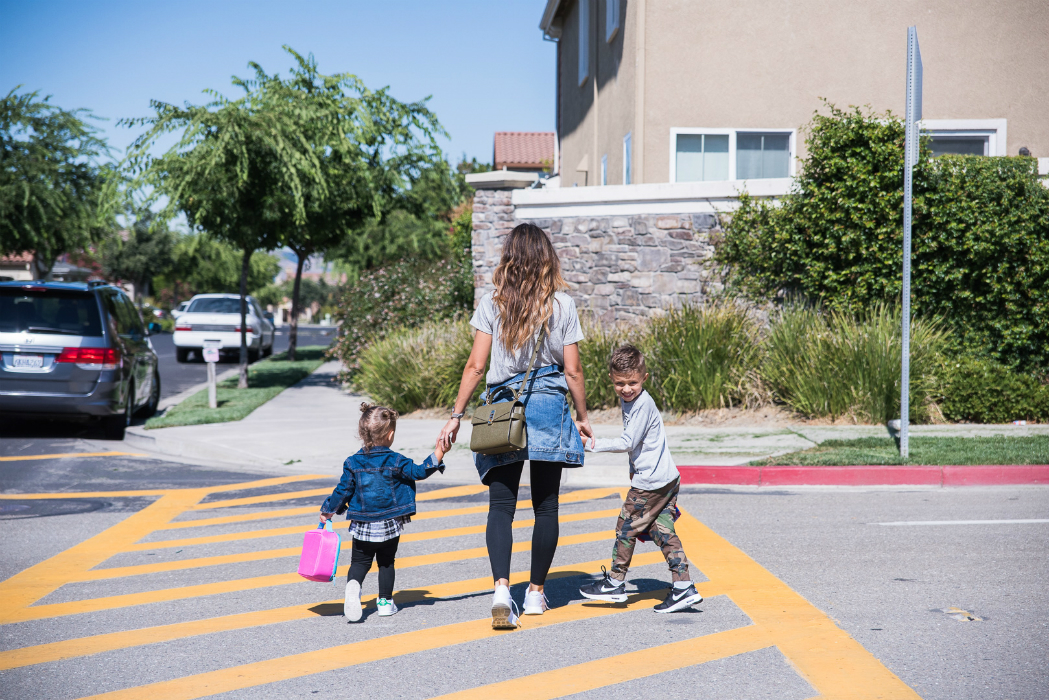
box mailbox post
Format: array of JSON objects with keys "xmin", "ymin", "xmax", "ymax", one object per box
[{"xmin": 203, "ymin": 341, "xmax": 221, "ymax": 409}]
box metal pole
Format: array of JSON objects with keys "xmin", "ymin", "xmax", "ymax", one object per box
[
  {"xmin": 901, "ymin": 26, "xmax": 922, "ymax": 459},
  {"xmin": 207, "ymin": 360, "xmax": 217, "ymax": 409}
]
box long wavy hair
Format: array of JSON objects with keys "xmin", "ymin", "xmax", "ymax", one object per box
[{"xmin": 492, "ymin": 223, "xmax": 568, "ymax": 353}]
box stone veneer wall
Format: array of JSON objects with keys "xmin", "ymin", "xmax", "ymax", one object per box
[{"xmin": 471, "ymin": 188, "xmax": 725, "ymax": 323}]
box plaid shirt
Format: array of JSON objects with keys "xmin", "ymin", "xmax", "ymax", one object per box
[{"xmin": 349, "ymin": 515, "xmax": 411, "ymax": 543}]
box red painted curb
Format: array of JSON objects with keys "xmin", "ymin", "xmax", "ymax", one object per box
[
  {"xmin": 678, "ymin": 464, "xmax": 1049, "ymax": 486},
  {"xmin": 943, "ymin": 465, "xmax": 1049, "ymax": 486}
]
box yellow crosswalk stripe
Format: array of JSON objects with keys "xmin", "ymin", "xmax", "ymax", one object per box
[
  {"xmin": 0, "ymin": 451, "xmax": 146, "ymax": 463},
  {"xmin": 190, "ymin": 488, "xmax": 334, "ymax": 510},
  {"xmin": 0, "ymin": 552, "xmax": 672, "ymax": 671}
]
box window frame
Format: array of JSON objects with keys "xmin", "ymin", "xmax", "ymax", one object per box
[
  {"xmin": 605, "ymin": 0, "xmax": 620, "ymax": 42},
  {"xmin": 920, "ymin": 118, "xmax": 1007, "ymax": 157},
  {"xmin": 669, "ymin": 127, "xmax": 797, "ymax": 183},
  {"xmin": 623, "ymin": 132, "xmax": 632, "ymax": 185},
  {"xmin": 578, "ymin": 0, "xmax": 590, "ymax": 86},
  {"xmin": 600, "ymin": 153, "xmax": 608, "ymax": 186}
]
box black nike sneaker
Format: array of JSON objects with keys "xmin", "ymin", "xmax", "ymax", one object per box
[
  {"xmin": 653, "ymin": 583, "xmax": 703, "ymax": 613},
  {"xmin": 579, "ymin": 566, "xmax": 628, "ymax": 603}
]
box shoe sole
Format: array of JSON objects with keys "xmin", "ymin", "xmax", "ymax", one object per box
[
  {"xmin": 377, "ymin": 609, "xmax": 397, "ymax": 617},
  {"xmin": 653, "ymin": 593, "xmax": 704, "ymax": 613},
  {"xmin": 491, "ymin": 604, "xmax": 519, "ymax": 629},
  {"xmin": 522, "ymin": 607, "xmax": 546, "ymax": 615},
  {"xmin": 580, "ymin": 590, "xmax": 628, "ymax": 603},
  {"xmin": 344, "ymin": 581, "xmax": 362, "ymax": 622}
]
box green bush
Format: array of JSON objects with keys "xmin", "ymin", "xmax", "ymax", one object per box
[
  {"xmin": 719, "ymin": 103, "xmax": 1049, "ymax": 370},
  {"xmin": 936, "ymin": 356, "xmax": 1049, "ymax": 423},
  {"xmin": 646, "ymin": 303, "xmax": 762, "ymax": 411},
  {"xmin": 761, "ymin": 303, "xmax": 948, "ymax": 423},
  {"xmin": 354, "ymin": 319, "xmax": 480, "ymax": 414}
]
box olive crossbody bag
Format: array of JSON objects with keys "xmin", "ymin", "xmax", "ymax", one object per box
[{"xmin": 469, "ymin": 327, "xmax": 546, "ymax": 455}]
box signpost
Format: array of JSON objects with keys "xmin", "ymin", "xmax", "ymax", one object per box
[
  {"xmin": 900, "ymin": 26, "xmax": 922, "ymax": 458},
  {"xmin": 203, "ymin": 341, "xmax": 221, "ymax": 409}
]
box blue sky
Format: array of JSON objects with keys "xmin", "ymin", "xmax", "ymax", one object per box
[{"xmin": 0, "ymin": 0, "xmax": 555, "ymax": 166}]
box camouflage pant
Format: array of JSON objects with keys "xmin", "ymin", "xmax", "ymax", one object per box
[{"xmin": 610, "ymin": 478, "xmax": 691, "ymax": 583}]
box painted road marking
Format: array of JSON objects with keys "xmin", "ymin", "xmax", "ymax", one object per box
[
  {"xmin": 874, "ymin": 518, "xmax": 1049, "ymax": 526},
  {"xmin": 0, "ymin": 451, "xmax": 146, "ymax": 462},
  {"xmin": 0, "ymin": 478, "xmax": 920, "ymax": 699}
]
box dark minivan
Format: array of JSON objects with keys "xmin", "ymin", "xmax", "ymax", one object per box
[{"xmin": 0, "ymin": 281, "xmax": 160, "ymax": 439}]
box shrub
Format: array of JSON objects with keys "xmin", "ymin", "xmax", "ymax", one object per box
[
  {"xmin": 936, "ymin": 357, "xmax": 1049, "ymax": 423},
  {"xmin": 646, "ymin": 303, "xmax": 763, "ymax": 411},
  {"xmin": 761, "ymin": 303, "xmax": 949, "ymax": 423},
  {"xmin": 328, "ymin": 255, "xmax": 472, "ymax": 374},
  {"xmin": 719, "ymin": 103, "xmax": 1049, "ymax": 369},
  {"xmin": 354, "ymin": 319, "xmax": 479, "ymax": 414}
]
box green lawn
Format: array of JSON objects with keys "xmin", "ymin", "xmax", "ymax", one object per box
[
  {"xmin": 145, "ymin": 346, "xmax": 328, "ymax": 429},
  {"xmin": 751, "ymin": 435, "xmax": 1049, "ymax": 466}
]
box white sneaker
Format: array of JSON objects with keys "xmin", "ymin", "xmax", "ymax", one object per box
[
  {"xmin": 377, "ymin": 598, "xmax": 398, "ymax": 616},
  {"xmin": 522, "ymin": 589, "xmax": 549, "ymax": 615},
  {"xmin": 344, "ymin": 580, "xmax": 362, "ymax": 622},
  {"xmin": 491, "ymin": 584, "xmax": 520, "ymax": 629}
]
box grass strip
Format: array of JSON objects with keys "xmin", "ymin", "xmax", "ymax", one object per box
[
  {"xmin": 145, "ymin": 346, "xmax": 328, "ymax": 429},
  {"xmin": 751, "ymin": 435, "xmax": 1049, "ymax": 466}
]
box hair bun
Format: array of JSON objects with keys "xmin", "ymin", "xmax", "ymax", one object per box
[{"xmin": 360, "ymin": 402, "xmax": 372, "ymax": 414}]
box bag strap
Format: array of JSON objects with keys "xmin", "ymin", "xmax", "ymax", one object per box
[{"xmin": 512, "ymin": 324, "xmax": 547, "ymax": 401}]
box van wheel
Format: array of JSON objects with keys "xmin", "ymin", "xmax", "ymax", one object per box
[
  {"xmin": 104, "ymin": 383, "xmax": 132, "ymax": 440},
  {"xmin": 176, "ymin": 348, "xmax": 190, "ymax": 363},
  {"xmin": 139, "ymin": 369, "xmax": 161, "ymax": 418}
]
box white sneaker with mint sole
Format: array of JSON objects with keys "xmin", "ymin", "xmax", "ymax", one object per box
[{"xmin": 344, "ymin": 580, "xmax": 362, "ymax": 622}]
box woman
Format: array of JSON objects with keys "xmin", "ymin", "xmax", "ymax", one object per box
[{"xmin": 438, "ymin": 223, "xmax": 593, "ymax": 630}]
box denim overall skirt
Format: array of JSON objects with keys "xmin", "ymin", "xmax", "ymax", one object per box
[{"xmin": 473, "ymin": 364, "xmax": 585, "ymax": 482}]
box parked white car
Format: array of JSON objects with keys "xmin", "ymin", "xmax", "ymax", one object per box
[
  {"xmin": 170, "ymin": 301, "xmax": 190, "ymax": 319},
  {"xmin": 173, "ymin": 294, "xmax": 275, "ymax": 363}
]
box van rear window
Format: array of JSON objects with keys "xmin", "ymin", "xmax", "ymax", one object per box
[{"xmin": 0, "ymin": 289, "xmax": 103, "ymax": 336}]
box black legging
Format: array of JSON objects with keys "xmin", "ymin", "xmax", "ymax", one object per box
[
  {"xmin": 483, "ymin": 460, "xmax": 563, "ymax": 585},
  {"xmin": 347, "ymin": 536, "xmax": 400, "ymax": 599}
]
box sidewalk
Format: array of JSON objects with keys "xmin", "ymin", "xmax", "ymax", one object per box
[{"xmin": 123, "ymin": 361, "xmax": 1049, "ymax": 487}]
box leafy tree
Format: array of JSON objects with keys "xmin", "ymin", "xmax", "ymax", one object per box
[
  {"xmin": 100, "ymin": 211, "xmax": 176, "ymax": 303},
  {"xmin": 1, "ymin": 88, "xmax": 116, "ymax": 277},
  {"xmin": 719, "ymin": 103, "xmax": 1049, "ymax": 368},
  {"xmin": 250, "ymin": 47, "xmax": 451, "ymax": 359},
  {"xmin": 153, "ymin": 234, "xmax": 280, "ymax": 305},
  {"xmin": 123, "ymin": 72, "xmax": 323, "ymax": 387}
]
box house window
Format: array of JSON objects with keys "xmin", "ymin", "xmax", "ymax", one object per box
[
  {"xmin": 578, "ymin": 0, "xmax": 590, "ymax": 86},
  {"xmin": 921, "ymin": 119, "xmax": 1006, "ymax": 157},
  {"xmin": 605, "ymin": 0, "xmax": 620, "ymax": 42},
  {"xmin": 675, "ymin": 134, "xmax": 729, "ymax": 182},
  {"xmin": 623, "ymin": 132, "xmax": 632, "ymax": 184},
  {"xmin": 670, "ymin": 128, "xmax": 796, "ymax": 182},
  {"xmin": 601, "ymin": 154, "xmax": 608, "ymax": 185},
  {"xmin": 737, "ymin": 133, "xmax": 791, "ymax": 179}
]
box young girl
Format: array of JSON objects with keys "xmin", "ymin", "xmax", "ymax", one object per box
[{"xmin": 320, "ymin": 403, "xmax": 445, "ymax": 622}]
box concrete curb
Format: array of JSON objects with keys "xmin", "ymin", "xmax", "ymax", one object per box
[
  {"xmin": 123, "ymin": 427, "xmax": 279, "ymax": 469},
  {"xmin": 679, "ymin": 464, "xmax": 1049, "ymax": 487}
]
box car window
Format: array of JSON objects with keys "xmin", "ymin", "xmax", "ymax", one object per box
[
  {"xmin": 250, "ymin": 300, "xmax": 265, "ymax": 318},
  {"xmin": 188, "ymin": 297, "xmax": 244, "ymax": 314},
  {"xmin": 102, "ymin": 292, "xmax": 129, "ymax": 336},
  {"xmin": 0, "ymin": 288, "xmax": 103, "ymax": 336},
  {"xmin": 120, "ymin": 294, "xmax": 146, "ymax": 335}
]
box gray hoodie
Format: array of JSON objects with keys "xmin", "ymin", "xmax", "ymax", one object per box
[{"xmin": 587, "ymin": 390, "xmax": 679, "ymax": 491}]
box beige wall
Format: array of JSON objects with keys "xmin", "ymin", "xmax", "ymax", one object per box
[
  {"xmin": 555, "ymin": 0, "xmax": 1049, "ymax": 185},
  {"xmin": 559, "ymin": 0, "xmax": 636, "ymax": 187}
]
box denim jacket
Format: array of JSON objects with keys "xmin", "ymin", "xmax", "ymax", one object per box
[{"xmin": 320, "ymin": 446, "xmax": 444, "ymax": 522}]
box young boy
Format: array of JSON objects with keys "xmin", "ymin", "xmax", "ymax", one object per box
[{"xmin": 579, "ymin": 344, "xmax": 703, "ymax": 613}]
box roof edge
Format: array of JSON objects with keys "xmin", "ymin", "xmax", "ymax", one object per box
[{"xmin": 539, "ymin": 0, "xmax": 563, "ymax": 38}]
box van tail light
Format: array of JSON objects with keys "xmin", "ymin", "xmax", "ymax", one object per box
[
  {"xmin": 175, "ymin": 324, "xmax": 193, "ymax": 332},
  {"xmin": 56, "ymin": 347, "xmax": 122, "ymax": 370}
]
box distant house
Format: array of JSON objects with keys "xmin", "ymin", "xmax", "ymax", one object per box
[
  {"xmin": 539, "ymin": 0, "xmax": 1048, "ymax": 187},
  {"xmin": 494, "ymin": 132, "xmax": 556, "ymax": 173},
  {"xmin": 0, "ymin": 252, "xmax": 33, "ymax": 281}
]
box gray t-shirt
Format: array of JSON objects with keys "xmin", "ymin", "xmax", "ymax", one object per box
[{"xmin": 470, "ymin": 291, "xmax": 585, "ymax": 386}]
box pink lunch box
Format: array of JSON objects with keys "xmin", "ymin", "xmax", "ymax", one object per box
[{"xmin": 297, "ymin": 521, "xmax": 342, "ymax": 582}]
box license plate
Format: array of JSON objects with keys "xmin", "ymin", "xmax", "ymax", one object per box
[{"xmin": 13, "ymin": 354, "xmax": 44, "ymax": 369}]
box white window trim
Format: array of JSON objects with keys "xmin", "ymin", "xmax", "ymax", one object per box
[
  {"xmin": 605, "ymin": 0, "xmax": 620, "ymax": 42},
  {"xmin": 623, "ymin": 132, "xmax": 632, "ymax": 185},
  {"xmin": 669, "ymin": 128, "xmax": 798, "ymax": 183},
  {"xmin": 578, "ymin": 0, "xmax": 590, "ymax": 86},
  {"xmin": 920, "ymin": 118, "xmax": 1007, "ymax": 156}
]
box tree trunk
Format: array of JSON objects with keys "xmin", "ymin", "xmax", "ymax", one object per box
[
  {"xmin": 30, "ymin": 252, "xmax": 52, "ymax": 281},
  {"xmin": 238, "ymin": 247, "xmax": 251, "ymax": 389},
  {"xmin": 288, "ymin": 249, "xmax": 306, "ymax": 362}
]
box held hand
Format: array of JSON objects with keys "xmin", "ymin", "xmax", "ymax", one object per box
[
  {"xmin": 434, "ymin": 438, "xmax": 446, "ymax": 465},
  {"xmin": 438, "ymin": 417, "xmax": 461, "ymax": 452},
  {"xmin": 575, "ymin": 417, "xmax": 594, "ymax": 442}
]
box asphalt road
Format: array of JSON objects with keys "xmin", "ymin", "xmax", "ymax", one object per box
[
  {"xmin": 152, "ymin": 325, "xmax": 337, "ymax": 399},
  {"xmin": 0, "ymin": 448, "xmax": 1046, "ymax": 699}
]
